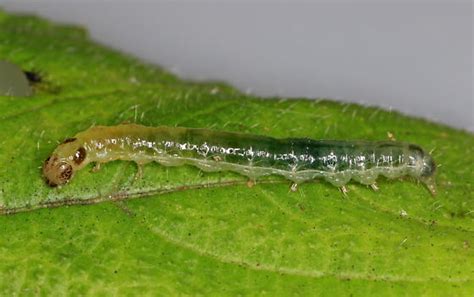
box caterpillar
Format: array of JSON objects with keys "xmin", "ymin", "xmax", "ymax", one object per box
[{"xmin": 43, "ymin": 124, "xmax": 437, "ymax": 195}]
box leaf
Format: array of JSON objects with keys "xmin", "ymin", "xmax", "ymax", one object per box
[{"xmin": 0, "ymin": 10, "xmax": 473, "ymax": 296}]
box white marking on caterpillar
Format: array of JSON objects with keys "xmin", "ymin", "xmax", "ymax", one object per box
[{"xmin": 42, "ymin": 124, "xmax": 437, "ymax": 195}]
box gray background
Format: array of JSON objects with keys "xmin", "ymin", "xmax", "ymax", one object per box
[{"xmin": 3, "ymin": 1, "xmax": 473, "ymax": 132}]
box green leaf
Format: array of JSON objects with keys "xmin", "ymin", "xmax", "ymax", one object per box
[{"xmin": 0, "ymin": 10, "xmax": 472, "ymax": 296}]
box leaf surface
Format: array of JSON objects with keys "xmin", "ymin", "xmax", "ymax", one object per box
[{"xmin": 0, "ymin": 11, "xmax": 473, "ymax": 296}]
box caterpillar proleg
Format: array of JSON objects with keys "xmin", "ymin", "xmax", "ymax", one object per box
[{"xmin": 43, "ymin": 124, "xmax": 437, "ymax": 195}]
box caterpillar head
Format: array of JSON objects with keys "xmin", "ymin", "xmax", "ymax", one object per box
[{"xmin": 43, "ymin": 138, "xmax": 87, "ymax": 187}]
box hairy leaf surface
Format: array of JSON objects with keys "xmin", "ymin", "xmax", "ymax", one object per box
[{"xmin": 0, "ymin": 11, "xmax": 472, "ymax": 296}]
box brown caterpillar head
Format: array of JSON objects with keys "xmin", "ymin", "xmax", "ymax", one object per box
[{"xmin": 43, "ymin": 138, "xmax": 87, "ymax": 187}]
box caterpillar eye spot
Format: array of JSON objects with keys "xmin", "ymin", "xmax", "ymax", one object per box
[
  {"xmin": 62, "ymin": 137, "xmax": 77, "ymax": 144},
  {"xmin": 73, "ymin": 147, "xmax": 86, "ymax": 165}
]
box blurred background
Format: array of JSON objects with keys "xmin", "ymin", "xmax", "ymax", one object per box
[{"xmin": 3, "ymin": 1, "xmax": 473, "ymax": 132}]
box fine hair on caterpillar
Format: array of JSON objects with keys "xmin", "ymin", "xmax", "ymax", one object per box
[{"xmin": 43, "ymin": 124, "xmax": 437, "ymax": 195}]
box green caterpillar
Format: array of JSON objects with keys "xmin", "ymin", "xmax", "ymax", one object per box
[{"xmin": 43, "ymin": 124, "xmax": 437, "ymax": 195}]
